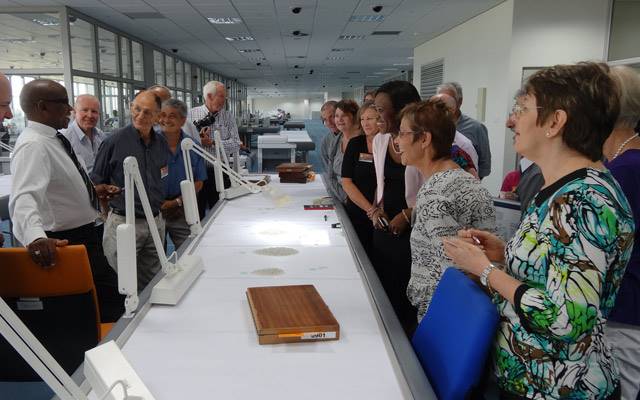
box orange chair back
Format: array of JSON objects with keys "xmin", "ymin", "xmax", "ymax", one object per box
[{"xmin": 0, "ymin": 245, "xmax": 101, "ymax": 335}]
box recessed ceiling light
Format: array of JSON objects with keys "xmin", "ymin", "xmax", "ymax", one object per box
[
  {"xmin": 239, "ymin": 49, "xmax": 261, "ymax": 53},
  {"xmin": 373, "ymin": 72, "xmax": 386, "ymax": 75},
  {"xmin": 207, "ymin": 17, "xmax": 242, "ymax": 24},
  {"xmin": 339, "ymin": 35, "xmax": 366, "ymax": 40},
  {"xmin": 393, "ymin": 63, "xmax": 410, "ymax": 66},
  {"xmin": 225, "ymin": 36, "xmax": 254, "ymax": 41},
  {"xmin": 326, "ymin": 56, "xmax": 344, "ymax": 61},
  {"xmin": 349, "ymin": 15, "xmax": 385, "ymax": 22},
  {"xmin": 383, "ymin": 68, "xmax": 398, "ymax": 71},
  {"xmin": 331, "ymin": 48, "xmax": 354, "ymax": 52}
]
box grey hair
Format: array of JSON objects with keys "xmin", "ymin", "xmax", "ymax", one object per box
[
  {"xmin": 437, "ymin": 82, "xmax": 463, "ymax": 104},
  {"xmin": 161, "ymin": 98, "xmax": 188, "ymax": 118},
  {"xmin": 609, "ymin": 66, "xmax": 640, "ymax": 129},
  {"xmin": 203, "ymin": 80, "xmax": 222, "ymax": 98},
  {"xmin": 321, "ymin": 100, "xmax": 337, "ymax": 111}
]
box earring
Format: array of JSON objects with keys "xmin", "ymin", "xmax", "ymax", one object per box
[{"xmin": 545, "ymin": 131, "xmax": 551, "ymax": 138}]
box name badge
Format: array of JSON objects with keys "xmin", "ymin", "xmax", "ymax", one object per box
[
  {"xmin": 160, "ymin": 165, "xmax": 169, "ymax": 179},
  {"xmin": 358, "ymin": 153, "xmax": 373, "ymax": 163}
]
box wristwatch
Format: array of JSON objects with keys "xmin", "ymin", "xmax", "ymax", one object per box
[
  {"xmin": 480, "ymin": 263, "xmax": 497, "ymax": 287},
  {"xmin": 175, "ymin": 197, "xmax": 183, "ymax": 207}
]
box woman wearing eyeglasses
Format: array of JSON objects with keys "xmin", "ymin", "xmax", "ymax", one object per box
[
  {"xmin": 395, "ymin": 99, "xmax": 495, "ymax": 322},
  {"xmin": 443, "ymin": 62, "xmax": 634, "ymax": 399},
  {"xmin": 370, "ymin": 80, "xmax": 421, "ymax": 335},
  {"xmin": 341, "ymin": 102, "xmax": 379, "ymax": 253}
]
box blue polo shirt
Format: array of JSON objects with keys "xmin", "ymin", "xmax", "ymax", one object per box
[{"xmin": 162, "ymin": 130, "xmax": 207, "ymax": 198}]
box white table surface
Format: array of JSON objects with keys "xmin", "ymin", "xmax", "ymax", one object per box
[
  {"xmin": 118, "ymin": 177, "xmax": 409, "ymax": 399},
  {"xmin": 279, "ymin": 130, "xmax": 313, "ymax": 143}
]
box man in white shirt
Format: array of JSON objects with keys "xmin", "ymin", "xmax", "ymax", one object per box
[
  {"xmin": 0, "ymin": 73, "xmax": 14, "ymax": 248},
  {"xmin": 10, "ymin": 79, "xmax": 123, "ymax": 321},
  {"xmin": 183, "ymin": 81, "xmax": 241, "ymax": 213},
  {"xmin": 60, "ymin": 94, "xmax": 106, "ymax": 175}
]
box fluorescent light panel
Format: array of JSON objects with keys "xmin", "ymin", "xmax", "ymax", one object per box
[
  {"xmin": 350, "ymin": 15, "xmax": 385, "ymax": 22},
  {"xmin": 207, "ymin": 17, "xmax": 242, "ymax": 24},
  {"xmin": 339, "ymin": 35, "xmax": 366, "ymax": 40},
  {"xmin": 225, "ymin": 36, "xmax": 254, "ymax": 41}
]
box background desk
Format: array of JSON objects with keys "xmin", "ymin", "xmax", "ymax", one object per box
[{"xmin": 100, "ymin": 177, "xmax": 432, "ymax": 399}]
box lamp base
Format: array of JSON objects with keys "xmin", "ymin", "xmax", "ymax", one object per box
[{"xmin": 150, "ymin": 255, "xmax": 204, "ymax": 305}]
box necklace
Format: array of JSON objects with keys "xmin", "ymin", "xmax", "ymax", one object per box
[{"xmin": 613, "ymin": 133, "xmax": 639, "ymax": 159}]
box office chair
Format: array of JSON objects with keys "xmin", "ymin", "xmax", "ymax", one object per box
[
  {"xmin": 411, "ymin": 267, "xmax": 499, "ymax": 400},
  {"xmin": 0, "ymin": 245, "xmax": 114, "ymax": 381}
]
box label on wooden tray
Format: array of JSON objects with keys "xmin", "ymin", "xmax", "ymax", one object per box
[{"xmin": 279, "ymin": 331, "xmax": 338, "ymax": 340}]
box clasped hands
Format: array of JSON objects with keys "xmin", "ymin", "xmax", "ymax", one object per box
[{"xmin": 442, "ymin": 229, "xmax": 506, "ymax": 277}]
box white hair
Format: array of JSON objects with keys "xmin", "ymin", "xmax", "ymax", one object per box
[{"xmin": 203, "ymin": 80, "xmax": 223, "ymax": 98}]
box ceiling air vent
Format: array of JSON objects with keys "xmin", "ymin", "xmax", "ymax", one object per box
[{"xmin": 371, "ymin": 31, "xmax": 401, "ymax": 36}]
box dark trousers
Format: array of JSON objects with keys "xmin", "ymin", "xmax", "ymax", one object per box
[
  {"xmin": 345, "ymin": 201, "xmax": 373, "ymax": 254},
  {"xmin": 198, "ymin": 164, "xmax": 231, "ymax": 218},
  {"xmin": 372, "ymin": 228, "xmax": 417, "ymax": 338},
  {"xmin": 47, "ymin": 223, "xmax": 124, "ymax": 322}
]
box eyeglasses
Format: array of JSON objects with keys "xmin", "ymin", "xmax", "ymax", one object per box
[
  {"xmin": 391, "ymin": 130, "xmax": 421, "ymax": 139},
  {"xmin": 511, "ymin": 103, "xmax": 542, "ymax": 118}
]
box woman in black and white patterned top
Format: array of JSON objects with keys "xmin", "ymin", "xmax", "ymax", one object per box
[{"xmin": 395, "ymin": 99, "xmax": 496, "ymax": 321}]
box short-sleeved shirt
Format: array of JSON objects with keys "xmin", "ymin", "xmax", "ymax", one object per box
[
  {"xmin": 162, "ymin": 130, "xmax": 208, "ymax": 199},
  {"xmin": 407, "ymin": 168, "xmax": 496, "ymax": 320},
  {"xmin": 341, "ymin": 135, "xmax": 376, "ymax": 204},
  {"xmin": 92, "ymin": 124, "xmax": 169, "ymax": 217},
  {"xmin": 605, "ymin": 149, "xmax": 640, "ymax": 326},
  {"xmin": 497, "ymin": 168, "xmax": 634, "ymax": 398}
]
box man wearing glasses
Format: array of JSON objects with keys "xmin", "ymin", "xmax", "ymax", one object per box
[
  {"xmin": 9, "ymin": 79, "xmax": 123, "ymax": 321},
  {"xmin": 92, "ymin": 90, "xmax": 169, "ymax": 292}
]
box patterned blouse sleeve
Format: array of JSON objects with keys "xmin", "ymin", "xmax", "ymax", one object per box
[{"xmin": 513, "ymin": 187, "xmax": 632, "ymax": 343}]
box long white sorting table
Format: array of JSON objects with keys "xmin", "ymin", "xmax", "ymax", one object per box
[{"xmin": 87, "ymin": 176, "xmax": 434, "ymax": 399}]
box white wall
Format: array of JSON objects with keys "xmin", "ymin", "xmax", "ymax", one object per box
[
  {"xmin": 250, "ymin": 96, "xmax": 324, "ymax": 120},
  {"xmin": 503, "ymin": 0, "xmax": 610, "ymax": 174},
  {"xmin": 412, "ymin": 0, "xmax": 611, "ymax": 195},
  {"xmin": 413, "ymin": 1, "xmax": 514, "ymax": 194}
]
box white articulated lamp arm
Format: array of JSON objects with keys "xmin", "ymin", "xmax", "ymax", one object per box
[
  {"xmin": 180, "ymin": 135, "xmax": 262, "ymax": 200},
  {"xmin": 0, "ymin": 298, "xmax": 86, "ymax": 400},
  {"xmin": 0, "ymin": 141, "xmax": 13, "ymax": 153},
  {"xmin": 122, "ymin": 157, "xmax": 174, "ymax": 274},
  {"xmin": 1, "ymin": 297, "xmax": 155, "ymax": 399}
]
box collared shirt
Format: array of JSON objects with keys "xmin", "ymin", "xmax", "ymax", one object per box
[
  {"xmin": 92, "ymin": 124, "xmax": 169, "ymax": 217},
  {"xmin": 183, "ymin": 105, "xmax": 241, "ymax": 158},
  {"xmin": 161, "ymin": 130, "xmax": 207, "ymax": 198},
  {"xmin": 60, "ymin": 120, "xmax": 106, "ymax": 175},
  {"xmin": 456, "ymin": 114, "xmax": 491, "ymax": 178},
  {"xmin": 10, "ymin": 121, "xmax": 97, "ymax": 245}
]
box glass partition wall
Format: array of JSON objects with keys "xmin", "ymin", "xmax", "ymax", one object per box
[{"xmin": 0, "ymin": 6, "xmax": 246, "ymax": 138}]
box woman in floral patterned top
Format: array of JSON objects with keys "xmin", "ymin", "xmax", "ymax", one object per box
[{"xmin": 444, "ymin": 62, "xmax": 635, "ymax": 399}]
